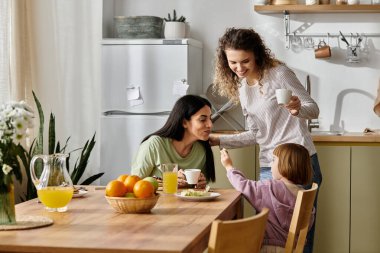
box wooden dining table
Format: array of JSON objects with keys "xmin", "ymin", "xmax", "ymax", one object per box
[{"xmin": 1, "ymin": 187, "xmax": 243, "ymax": 253}]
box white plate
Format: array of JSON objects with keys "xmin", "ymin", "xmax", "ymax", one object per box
[
  {"xmin": 73, "ymin": 189, "xmax": 88, "ymax": 198},
  {"xmin": 175, "ymin": 192, "xmax": 221, "ymax": 202}
]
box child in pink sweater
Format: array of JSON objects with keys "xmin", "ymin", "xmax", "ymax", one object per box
[{"xmin": 220, "ymin": 143, "xmax": 314, "ymax": 251}]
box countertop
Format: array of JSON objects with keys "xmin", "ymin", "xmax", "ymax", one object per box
[
  {"xmin": 311, "ymin": 132, "xmax": 380, "ymax": 144},
  {"xmin": 212, "ymin": 131, "xmax": 380, "ymax": 144}
]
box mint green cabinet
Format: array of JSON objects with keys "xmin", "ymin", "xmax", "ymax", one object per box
[
  {"xmin": 351, "ymin": 146, "xmax": 380, "ymax": 253},
  {"xmin": 211, "ymin": 146, "xmax": 257, "ymax": 217},
  {"xmin": 314, "ymin": 146, "xmax": 351, "ymax": 253}
]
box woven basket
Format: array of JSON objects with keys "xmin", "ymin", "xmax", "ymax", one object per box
[{"xmin": 105, "ymin": 194, "xmax": 160, "ymax": 214}]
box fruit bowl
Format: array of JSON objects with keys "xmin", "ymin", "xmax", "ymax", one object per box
[{"xmin": 105, "ymin": 194, "xmax": 160, "ymax": 214}]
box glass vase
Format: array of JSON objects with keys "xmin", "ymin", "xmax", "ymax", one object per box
[{"xmin": 0, "ymin": 182, "xmax": 16, "ymax": 225}]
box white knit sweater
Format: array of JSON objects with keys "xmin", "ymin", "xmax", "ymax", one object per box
[{"xmin": 220, "ymin": 64, "xmax": 319, "ymax": 167}]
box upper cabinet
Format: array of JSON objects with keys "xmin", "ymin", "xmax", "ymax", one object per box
[{"xmin": 254, "ymin": 5, "xmax": 380, "ymax": 13}]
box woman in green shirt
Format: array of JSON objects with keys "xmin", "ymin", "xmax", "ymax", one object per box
[{"xmin": 131, "ymin": 95, "xmax": 215, "ymax": 189}]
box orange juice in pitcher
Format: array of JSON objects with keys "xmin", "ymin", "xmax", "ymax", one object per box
[
  {"xmin": 37, "ymin": 187, "xmax": 74, "ymax": 209},
  {"xmin": 31, "ymin": 153, "xmax": 74, "ymax": 212}
]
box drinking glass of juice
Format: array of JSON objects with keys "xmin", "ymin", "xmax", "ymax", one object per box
[{"xmin": 161, "ymin": 163, "xmax": 178, "ymax": 194}]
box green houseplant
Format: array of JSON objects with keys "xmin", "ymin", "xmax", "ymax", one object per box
[
  {"xmin": 163, "ymin": 9, "xmax": 186, "ymax": 39},
  {"xmin": 20, "ymin": 92, "xmax": 103, "ymax": 201},
  {"xmin": 0, "ymin": 101, "xmax": 34, "ymax": 224},
  {"xmin": 164, "ymin": 9, "xmax": 186, "ymax": 23}
]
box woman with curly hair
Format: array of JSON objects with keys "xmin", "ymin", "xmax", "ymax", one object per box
[{"xmin": 209, "ymin": 28, "xmax": 321, "ymax": 253}]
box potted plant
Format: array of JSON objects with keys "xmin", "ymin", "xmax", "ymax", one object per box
[{"xmin": 163, "ymin": 9, "xmax": 186, "ymax": 39}]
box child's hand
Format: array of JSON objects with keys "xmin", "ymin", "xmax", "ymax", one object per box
[{"xmin": 220, "ymin": 149, "xmax": 233, "ymax": 171}]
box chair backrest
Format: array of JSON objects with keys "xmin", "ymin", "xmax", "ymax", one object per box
[
  {"xmin": 208, "ymin": 208, "xmax": 269, "ymax": 253},
  {"xmin": 284, "ymin": 182, "xmax": 318, "ymax": 253}
]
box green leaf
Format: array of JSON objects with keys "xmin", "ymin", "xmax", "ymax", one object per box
[
  {"xmin": 80, "ymin": 172, "xmax": 104, "ymax": 185},
  {"xmin": 55, "ymin": 141, "xmax": 60, "ymax": 153},
  {"xmin": 31, "ymin": 91, "xmax": 44, "ymax": 182},
  {"xmin": 59, "ymin": 137, "xmax": 71, "ymax": 153},
  {"xmin": 24, "ymin": 138, "xmax": 37, "ymax": 200},
  {"xmin": 70, "ymin": 134, "xmax": 96, "ymax": 185},
  {"xmin": 32, "ymin": 91, "xmax": 44, "ymax": 156},
  {"xmin": 48, "ymin": 113, "xmax": 56, "ymax": 154}
]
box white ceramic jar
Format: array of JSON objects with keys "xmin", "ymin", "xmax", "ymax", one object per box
[
  {"xmin": 254, "ymin": 0, "xmax": 269, "ymax": 5},
  {"xmin": 348, "ymin": 0, "xmax": 359, "ymax": 4},
  {"xmin": 306, "ymin": 0, "xmax": 318, "ymax": 5}
]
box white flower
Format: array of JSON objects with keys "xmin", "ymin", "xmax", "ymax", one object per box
[
  {"xmin": 2, "ymin": 164, "xmax": 13, "ymax": 175},
  {"xmin": 13, "ymin": 117, "xmax": 27, "ymax": 131},
  {"xmin": 0, "ymin": 101, "xmax": 34, "ymax": 144}
]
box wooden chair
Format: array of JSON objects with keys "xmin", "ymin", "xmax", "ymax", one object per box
[
  {"xmin": 284, "ymin": 182, "xmax": 319, "ymax": 253},
  {"xmin": 208, "ymin": 208, "xmax": 269, "ymax": 253}
]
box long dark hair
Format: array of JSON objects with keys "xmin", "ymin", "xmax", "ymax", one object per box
[{"xmin": 142, "ymin": 95, "xmax": 215, "ymax": 182}]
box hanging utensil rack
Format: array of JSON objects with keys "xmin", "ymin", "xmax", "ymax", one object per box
[{"xmin": 284, "ymin": 11, "xmax": 380, "ymax": 49}]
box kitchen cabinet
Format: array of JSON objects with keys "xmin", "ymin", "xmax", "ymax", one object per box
[
  {"xmin": 351, "ymin": 146, "xmax": 380, "ymax": 253},
  {"xmin": 313, "ymin": 143, "xmax": 380, "ymax": 253},
  {"xmin": 314, "ymin": 145, "xmax": 351, "ymax": 253},
  {"xmin": 254, "ymin": 5, "xmax": 380, "ymax": 13},
  {"xmin": 211, "ymin": 146, "xmax": 257, "ymax": 217}
]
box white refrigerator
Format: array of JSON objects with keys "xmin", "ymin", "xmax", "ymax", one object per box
[{"xmin": 100, "ymin": 39, "xmax": 203, "ymax": 185}]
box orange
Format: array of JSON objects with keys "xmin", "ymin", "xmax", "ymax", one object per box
[
  {"xmin": 124, "ymin": 175, "xmax": 141, "ymax": 193},
  {"xmin": 117, "ymin": 174, "xmax": 129, "ymax": 182},
  {"xmin": 105, "ymin": 180, "xmax": 127, "ymax": 197},
  {"xmin": 133, "ymin": 180, "xmax": 155, "ymax": 199}
]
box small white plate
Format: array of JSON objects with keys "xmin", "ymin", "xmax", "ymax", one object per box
[
  {"xmin": 73, "ymin": 189, "xmax": 88, "ymax": 198},
  {"xmin": 175, "ymin": 192, "xmax": 221, "ymax": 202}
]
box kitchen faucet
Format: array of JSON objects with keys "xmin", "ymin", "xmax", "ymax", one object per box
[{"xmin": 306, "ymin": 75, "xmax": 320, "ymax": 132}]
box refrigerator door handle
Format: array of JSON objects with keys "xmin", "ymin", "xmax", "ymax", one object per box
[{"xmin": 103, "ymin": 110, "xmax": 171, "ymax": 116}]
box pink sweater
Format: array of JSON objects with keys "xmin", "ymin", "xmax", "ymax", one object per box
[{"xmin": 227, "ymin": 169, "xmax": 315, "ymax": 247}]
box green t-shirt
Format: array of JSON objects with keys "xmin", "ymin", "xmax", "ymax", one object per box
[{"xmin": 131, "ymin": 135, "xmax": 206, "ymax": 178}]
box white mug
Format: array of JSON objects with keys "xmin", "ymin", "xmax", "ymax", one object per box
[
  {"xmin": 275, "ymin": 89, "xmax": 292, "ymax": 105},
  {"xmin": 184, "ymin": 169, "xmax": 201, "ymax": 185}
]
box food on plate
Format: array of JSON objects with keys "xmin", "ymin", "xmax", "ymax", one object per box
[
  {"xmin": 73, "ymin": 186, "xmax": 87, "ymax": 194},
  {"xmin": 106, "ymin": 180, "xmax": 127, "ymax": 197},
  {"xmin": 143, "ymin": 177, "xmax": 159, "ymax": 191},
  {"xmin": 180, "ymin": 189, "xmax": 211, "ymax": 197},
  {"xmin": 123, "ymin": 175, "xmax": 141, "ymax": 193}
]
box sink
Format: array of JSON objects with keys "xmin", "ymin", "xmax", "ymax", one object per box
[{"xmin": 311, "ymin": 131, "xmax": 343, "ymax": 136}]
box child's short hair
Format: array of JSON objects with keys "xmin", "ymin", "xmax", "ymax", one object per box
[{"xmin": 273, "ymin": 143, "xmax": 312, "ymax": 185}]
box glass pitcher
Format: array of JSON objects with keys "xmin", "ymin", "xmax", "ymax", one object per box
[{"xmin": 30, "ymin": 153, "xmax": 74, "ymax": 212}]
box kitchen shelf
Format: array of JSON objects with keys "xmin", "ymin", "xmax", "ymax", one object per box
[{"xmin": 254, "ymin": 5, "xmax": 380, "ymax": 13}]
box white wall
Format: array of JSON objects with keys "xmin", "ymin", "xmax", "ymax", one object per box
[{"xmin": 104, "ymin": 0, "xmax": 380, "ymax": 132}]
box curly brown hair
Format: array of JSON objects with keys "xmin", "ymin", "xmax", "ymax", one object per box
[{"xmin": 213, "ymin": 27, "xmax": 281, "ymax": 103}]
